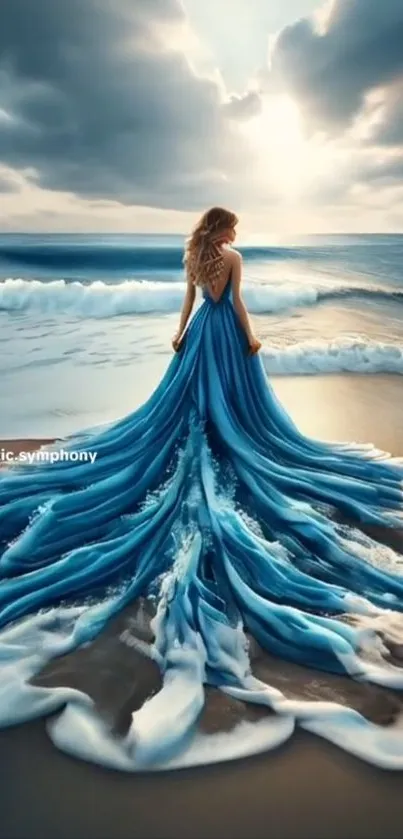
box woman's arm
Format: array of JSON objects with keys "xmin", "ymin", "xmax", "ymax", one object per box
[
  {"xmin": 231, "ymin": 251, "xmax": 261, "ymax": 354},
  {"xmin": 172, "ymin": 270, "xmax": 196, "ymax": 350}
]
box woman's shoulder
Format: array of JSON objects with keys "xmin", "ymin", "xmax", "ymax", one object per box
[{"xmin": 224, "ymin": 247, "xmax": 242, "ymax": 264}]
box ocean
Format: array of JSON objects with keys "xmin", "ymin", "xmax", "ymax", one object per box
[
  {"xmin": 2, "ymin": 234, "xmax": 403, "ymax": 831},
  {"xmin": 1, "ymin": 232, "xmax": 403, "ymax": 439}
]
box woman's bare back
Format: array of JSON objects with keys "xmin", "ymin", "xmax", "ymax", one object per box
[{"xmin": 204, "ymin": 248, "xmax": 234, "ymax": 302}]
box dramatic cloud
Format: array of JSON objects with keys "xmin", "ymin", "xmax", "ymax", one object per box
[
  {"xmin": 358, "ymin": 154, "xmax": 403, "ymax": 187},
  {"xmin": 223, "ymin": 91, "xmax": 262, "ymax": 121},
  {"xmin": 0, "ymin": 0, "xmax": 252, "ymax": 210},
  {"xmin": 268, "ymin": 0, "xmax": 403, "ymax": 133},
  {"xmin": 0, "ymin": 0, "xmax": 402, "ymax": 232},
  {"xmin": 370, "ymin": 82, "xmax": 403, "ymax": 147},
  {"xmin": 0, "ymin": 173, "xmax": 19, "ymax": 193},
  {"xmin": 253, "ymin": 0, "xmax": 403, "ymax": 224}
]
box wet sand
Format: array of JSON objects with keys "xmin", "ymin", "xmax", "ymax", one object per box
[{"xmin": 1, "ymin": 373, "xmax": 403, "ymax": 839}]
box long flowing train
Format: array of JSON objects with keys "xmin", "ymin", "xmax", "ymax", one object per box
[{"xmin": 1, "ymin": 280, "xmax": 403, "ymax": 771}]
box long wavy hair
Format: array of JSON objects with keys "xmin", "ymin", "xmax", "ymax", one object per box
[{"xmin": 184, "ymin": 207, "xmax": 238, "ymax": 289}]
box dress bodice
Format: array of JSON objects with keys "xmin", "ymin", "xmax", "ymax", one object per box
[{"xmin": 202, "ymin": 272, "xmax": 232, "ymax": 306}]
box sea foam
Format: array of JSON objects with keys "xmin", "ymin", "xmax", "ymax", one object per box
[{"xmin": 1, "ymin": 276, "xmax": 402, "ymax": 318}]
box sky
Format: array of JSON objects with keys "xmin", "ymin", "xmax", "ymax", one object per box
[{"xmin": 0, "ymin": 0, "xmax": 403, "ymax": 237}]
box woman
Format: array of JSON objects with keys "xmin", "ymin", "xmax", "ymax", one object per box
[
  {"xmin": 172, "ymin": 207, "xmax": 261, "ymax": 356},
  {"xmin": 0, "ymin": 207, "xmax": 403, "ymax": 772}
]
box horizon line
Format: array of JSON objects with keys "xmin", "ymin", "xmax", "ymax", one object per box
[{"xmin": 0, "ymin": 230, "xmax": 402, "ymax": 237}]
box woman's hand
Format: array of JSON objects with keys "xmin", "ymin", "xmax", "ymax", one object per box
[
  {"xmin": 248, "ymin": 336, "xmax": 262, "ymax": 356},
  {"xmin": 172, "ymin": 333, "xmax": 182, "ymax": 352}
]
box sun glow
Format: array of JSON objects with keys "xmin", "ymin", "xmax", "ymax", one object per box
[{"xmin": 241, "ymin": 95, "xmax": 333, "ymax": 199}]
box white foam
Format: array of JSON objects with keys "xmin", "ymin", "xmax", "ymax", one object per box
[
  {"xmin": 0, "ymin": 276, "xmax": 383, "ymax": 318},
  {"xmin": 261, "ymin": 337, "xmax": 403, "ymax": 375},
  {"xmin": 0, "ymin": 278, "xmax": 186, "ymax": 317},
  {"xmin": 1, "ymin": 283, "xmax": 403, "ymax": 384},
  {"xmin": 1, "ymin": 594, "xmax": 403, "ymax": 772}
]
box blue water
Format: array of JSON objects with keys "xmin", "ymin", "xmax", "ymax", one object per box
[
  {"xmin": 0, "ymin": 233, "xmax": 403, "ymax": 438},
  {"xmin": 1, "ymin": 233, "xmax": 403, "ymax": 285}
]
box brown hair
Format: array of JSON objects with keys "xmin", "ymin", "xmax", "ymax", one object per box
[{"xmin": 184, "ymin": 207, "xmax": 238, "ymax": 289}]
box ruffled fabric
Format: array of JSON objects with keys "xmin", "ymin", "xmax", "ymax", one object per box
[{"xmin": 1, "ymin": 280, "xmax": 403, "ymax": 770}]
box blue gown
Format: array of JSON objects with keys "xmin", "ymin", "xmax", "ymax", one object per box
[{"xmin": 1, "ymin": 275, "xmax": 403, "ymax": 771}]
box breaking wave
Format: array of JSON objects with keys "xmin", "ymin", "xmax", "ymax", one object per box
[{"xmin": 1, "ymin": 277, "xmax": 403, "ymax": 318}]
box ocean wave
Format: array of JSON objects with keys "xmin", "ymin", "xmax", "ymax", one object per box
[
  {"xmin": 261, "ymin": 338, "xmax": 403, "ymax": 375},
  {"xmin": 1, "ymin": 277, "xmax": 403, "ymax": 318},
  {"xmin": 3, "ymin": 337, "xmax": 402, "ymax": 378},
  {"xmin": 0, "ymin": 242, "xmax": 315, "ymax": 274}
]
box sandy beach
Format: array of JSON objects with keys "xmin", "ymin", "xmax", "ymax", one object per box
[{"xmin": 1, "ymin": 373, "xmax": 403, "ymax": 839}]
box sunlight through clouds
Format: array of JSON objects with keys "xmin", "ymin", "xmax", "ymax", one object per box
[
  {"xmin": 239, "ymin": 94, "xmax": 347, "ymax": 201},
  {"xmin": 0, "ymin": 0, "xmax": 402, "ymax": 233}
]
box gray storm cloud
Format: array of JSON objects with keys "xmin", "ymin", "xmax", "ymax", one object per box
[
  {"xmin": 0, "ymin": 0, "xmax": 251, "ymax": 209},
  {"xmin": 371, "ymin": 81, "xmax": 403, "ymax": 147},
  {"xmin": 1, "ymin": 0, "xmax": 402, "ymax": 213},
  {"xmin": 268, "ymin": 0, "xmax": 403, "ymax": 133}
]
